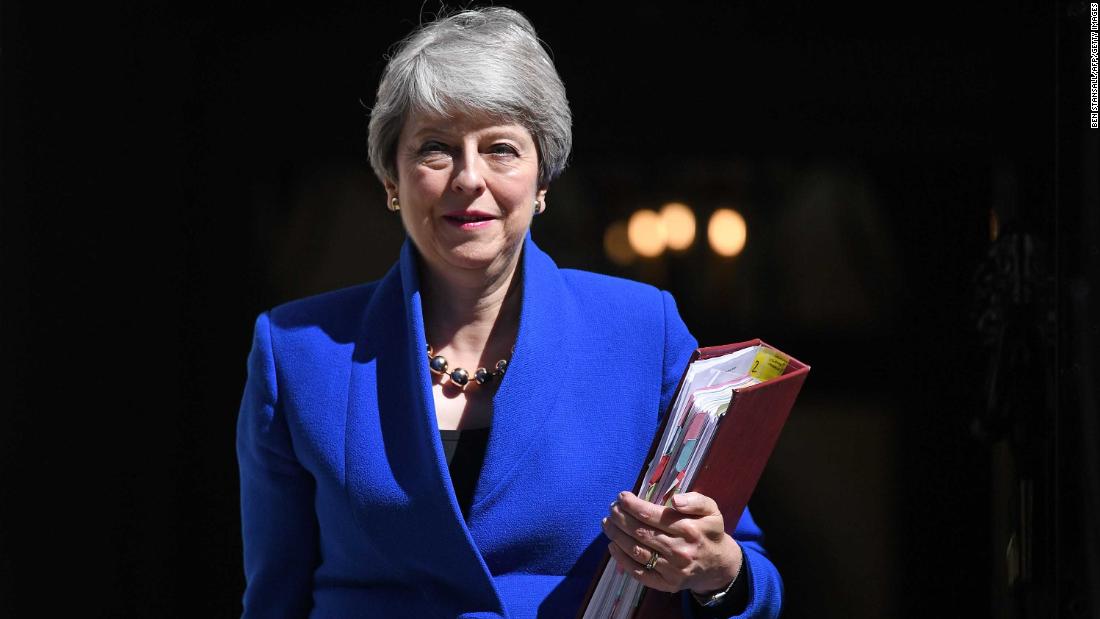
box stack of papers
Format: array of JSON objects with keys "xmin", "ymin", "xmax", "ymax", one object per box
[{"xmin": 582, "ymin": 344, "xmax": 789, "ymax": 619}]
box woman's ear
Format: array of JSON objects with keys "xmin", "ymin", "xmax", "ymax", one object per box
[
  {"xmin": 536, "ymin": 187, "xmax": 548, "ymax": 203},
  {"xmin": 384, "ymin": 179, "xmax": 398, "ymax": 201}
]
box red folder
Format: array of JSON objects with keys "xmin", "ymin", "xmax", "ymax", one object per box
[{"xmin": 578, "ymin": 339, "xmax": 810, "ymax": 619}]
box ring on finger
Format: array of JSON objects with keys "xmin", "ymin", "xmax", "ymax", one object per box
[{"xmin": 644, "ymin": 550, "xmax": 660, "ymax": 571}]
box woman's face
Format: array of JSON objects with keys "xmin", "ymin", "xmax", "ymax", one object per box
[{"xmin": 386, "ymin": 111, "xmax": 545, "ymax": 280}]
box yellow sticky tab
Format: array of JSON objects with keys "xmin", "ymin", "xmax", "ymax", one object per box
[{"xmin": 749, "ymin": 346, "xmax": 789, "ymax": 381}]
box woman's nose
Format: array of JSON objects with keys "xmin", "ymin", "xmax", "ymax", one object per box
[{"xmin": 451, "ymin": 146, "xmax": 487, "ymax": 195}]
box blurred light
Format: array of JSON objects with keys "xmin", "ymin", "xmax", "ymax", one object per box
[
  {"xmin": 604, "ymin": 220, "xmax": 636, "ymax": 266},
  {"xmin": 990, "ymin": 209, "xmax": 999, "ymax": 241},
  {"xmin": 659, "ymin": 202, "xmax": 696, "ymax": 251},
  {"xmin": 627, "ymin": 209, "xmax": 668, "ymax": 258},
  {"xmin": 708, "ymin": 208, "xmax": 747, "ymax": 257}
]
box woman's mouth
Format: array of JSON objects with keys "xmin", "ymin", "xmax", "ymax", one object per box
[{"xmin": 443, "ymin": 212, "xmax": 496, "ymax": 228}]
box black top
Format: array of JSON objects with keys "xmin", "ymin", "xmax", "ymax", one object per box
[{"xmin": 439, "ymin": 427, "xmax": 490, "ymax": 519}]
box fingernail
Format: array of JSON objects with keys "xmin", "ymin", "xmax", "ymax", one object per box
[{"xmin": 619, "ymin": 491, "xmax": 627, "ymax": 499}]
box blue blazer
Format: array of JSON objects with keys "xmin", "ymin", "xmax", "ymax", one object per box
[{"xmin": 237, "ymin": 236, "xmax": 783, "ymax": 618}]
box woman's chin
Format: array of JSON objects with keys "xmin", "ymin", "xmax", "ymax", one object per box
[{"xmin": 434, "ymin": 246, "xmax": 513, "ymax": 275}]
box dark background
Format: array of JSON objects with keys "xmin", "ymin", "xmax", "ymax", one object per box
[{"xmin": 3, "ymin": 1, "xmax": 1097, "ymax": 617}]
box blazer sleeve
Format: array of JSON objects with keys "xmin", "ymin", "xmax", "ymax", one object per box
[
  {"xmin": 236, "ymin": 312, "xmax": 319, "ymax": 618},
  {"xmin": 661, "ymin": 293, "xmax": 784, "ymax": 618}
]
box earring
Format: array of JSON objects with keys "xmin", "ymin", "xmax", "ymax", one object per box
[
  {"xmin": 388, "ymin": 196, "xmax": 401, "ymax": 212},
  {"xmin": 534, "ymin": 199, "xmax": 545, "ymax": 215}
]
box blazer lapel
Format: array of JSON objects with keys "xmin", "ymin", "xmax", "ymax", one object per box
[
  {"xmin": 472, "ymin": 235, "xmax": 571, "ymax": 512},
  {"xmin": 344, "ymin": 239, "xmax": 504, "ymax": 615}
]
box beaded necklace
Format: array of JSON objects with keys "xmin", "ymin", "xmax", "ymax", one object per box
[{"xmin": 426, "ymin": 344, "xmax": 509, "ymax": 390}]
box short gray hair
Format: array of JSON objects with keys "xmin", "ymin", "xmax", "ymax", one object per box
[{"xmin": 367, "ymin": 7, "xmax": 572, "ymax": 187}]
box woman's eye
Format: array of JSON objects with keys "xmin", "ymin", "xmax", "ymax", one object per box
[
  {"xmin": 488, "ymin": 144, "xmax": 519, "ymax": 156},
  {"xmin": 419, "ymin": 141, "xmax": 449, "ymax": 154}
]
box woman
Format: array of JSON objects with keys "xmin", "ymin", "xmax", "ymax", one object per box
[{"xmin": 237, "ymin": 8, "xmax": 782, "ymax": 618}]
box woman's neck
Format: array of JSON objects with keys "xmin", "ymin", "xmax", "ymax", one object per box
[{"xmin": 418, "ymin": 250, "xmax": 523, "ymax": 369}]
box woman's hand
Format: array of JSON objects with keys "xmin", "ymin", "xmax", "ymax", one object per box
[{"xmin": 601, "ymin": 490, "xmax": 743, "ymax": 595}]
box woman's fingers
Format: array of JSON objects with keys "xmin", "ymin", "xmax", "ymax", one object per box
[
  {"xmin": 670, "ymin": 491, "xmax": 720, "ymax": 517},
  {"xmin": 607, "ymin": 541, "xmax": 678, "ymax": 593},
  {"xmin": 606, "ymin": 500, "xmax": 680, "ymax": 558},
  {"xmin": 618, "ymin": 491, "xmax": 728, "ymax": 545},
  {"xmin": 613, "ymin": 491, "xmax": 681, "ymax": 533},
  {"xmin": 601, "ymin": 516, "xmax": 658, "ymax": 566},
  {"xmin": 613, "ymin": 491, "xmax": 722, "ymax": 544},
  {"xmin": 602, "ymin": 516, "xmax": 668, "ymax": 567}
]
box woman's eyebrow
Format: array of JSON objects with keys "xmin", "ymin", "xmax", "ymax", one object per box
[
  {"xmin": 410, "ymin": 126, "xmax": 451, "ymax": 139},
  {"xmin": 406, "ymin": 117, "xmax": 459, "ymax": 138},
  {"xmin": 479, "ymin": 128, "xmax": 527, "ymax": 141}
]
